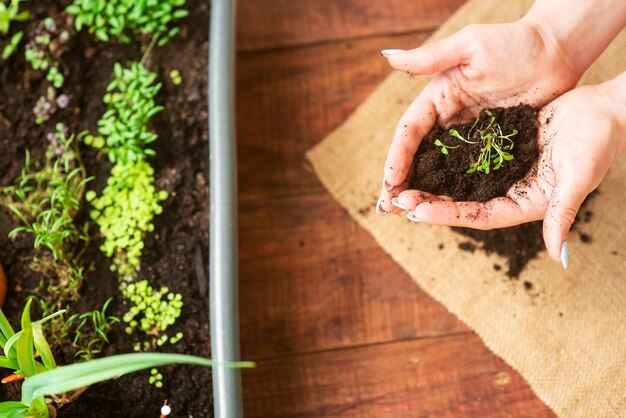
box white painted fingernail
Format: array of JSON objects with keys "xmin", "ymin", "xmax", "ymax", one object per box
[
  {"xmin": 381, "ymin": 49, "xmax": 405, "ymax": 58},
  {"xmin": 407, "ymin": 212, "xmax": 420, "ymax": 222},
  {"xmin": 382, "ymin": 177, "xmax": 394, "ymax": 191},
  {"xmin": 560, "ymin": 241, "xmax": 568, "ymax": 269},
  {"xmin": 376, "ymin": 198, "xmax": 386, "ymax": 215},
  {"xmin": 391, "ymin": 198, "xmax": 407, "ymax": 210}
]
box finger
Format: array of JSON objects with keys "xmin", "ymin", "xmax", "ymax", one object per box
[
  {"xmin": 383, "ymin": 28, "xmax": 474, "ymax": 75},
  {"xmin": 542, "ymin": 175, "xmax": 594, "ymax": 267},
  {"xmin": 393, "ymin": 189, "xmax": 452, "ymax": 211},
  {"xmin": 383, "ymin": 87, "xmax": 437, "ymax": 187},
  {"xmin": 407, "ymin": 189, "xmax": 545, "ymax": 229},
  {"xmin": 377, "ymin": 180, "xmax": 410, "ymax": 214}
]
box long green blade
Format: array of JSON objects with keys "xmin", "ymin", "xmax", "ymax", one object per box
[
  {"xmin": 16, "ymin": 301, "xmax": 36, "ymax": 377},
  {"xmin": 0, "ymin": 356, "xmax": 18, "ymax": 370},
  {"xmin": 0, "ymin": 309, "xmax": 15, "ymax": 348},
  {"xmin": 0, "ymin": 402, "xmax": 28, "ymax": 416},
  {"xmin": 32, "ymin": 326, "xmax": 55, "ymax": 370},
  {"xmin": 22, "ymin": 353, "xmax": 254, "ymax": 403}
]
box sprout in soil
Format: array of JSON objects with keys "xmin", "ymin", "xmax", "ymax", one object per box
[
  {"xmin": 0, "ymin": 300, "xmax": 254, "ymax": 417},
  {"xmin": 169, "ymin": 69, "xmax": 182, "ymax": 85},
  {"xmin": 0, "ymin": 0, "xmax": 29, "ymax": 60},
  {"xmin": 434, "ymin": 109, "xmax": 518, "ymax": 174},
  {"xmin": 66, "ymin": 0, "xmax": 188, "ymax": 46}
]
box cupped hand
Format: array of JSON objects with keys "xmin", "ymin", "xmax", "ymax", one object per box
[
  {"xmin": 377, "ymin": 20, "xmax": 581, "ymax": 214},
  {"xmin": 396, "ymin": 84, "xmax": 626, "ymax": 266}
]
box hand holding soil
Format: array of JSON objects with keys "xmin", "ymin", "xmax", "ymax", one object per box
[
  {"xmin": 377, "ymin": 20, "xmax": 580, "ymax": 212},
  {"xmin": 378, "ymin": 0, "xmax": 626, "ymax": 267},
  {"xmin": 395, "ymin": 80, "xmax": 626, "ymax": 265}
]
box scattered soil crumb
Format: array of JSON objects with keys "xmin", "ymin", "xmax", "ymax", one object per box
[
  {"xmin": 611, "ymin": 250, "xmax": 618, "ymax": 256},
  {"xmin": 523, "ymin": 281, "xmax": 533, "ymax": 291},
  {"xmin": 579, "ymin": 233, "xmax": 592, "ymax": 243},
  {"xmin": 493, "ymin": 264, "xmax": 502, "ymax": 271},
  {"xmin": 458, "ymin": 241, "xmax": 477, "ymax": 253},
  {"xmin": 558, "ymin": 312, "xmax": 564, "ymax": 317},
  {"xmin": 358, "ymin": 206, "xmax": 372, "ymax": 216},
  {"xmin": 438, "ymin": 243, "xmax": 444, "ymax": 250}
]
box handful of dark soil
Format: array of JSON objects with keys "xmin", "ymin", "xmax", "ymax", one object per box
[{"xmin": 411, "ymin": 105, "xmax": 538, "ymax": 201}]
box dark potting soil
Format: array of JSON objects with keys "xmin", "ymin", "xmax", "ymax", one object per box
[
  {"xmin": 411, "ymin": 105, "xmax": 595, "ymax": 279},
  {"xmin": 411, "ymin": 105, "xmax": 538, "ymax": 202},
  {"xmin": 454, "ymin": 205, "xmax": 595, "ymax": 279},
  {"xmin": 0, "ymin": 1, "xmax": 212, "ymax": 417}
]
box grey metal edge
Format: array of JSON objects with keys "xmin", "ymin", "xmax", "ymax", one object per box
[{"xmin": 209, "ymin": 0, "xmax": 243, "ymax": 417}]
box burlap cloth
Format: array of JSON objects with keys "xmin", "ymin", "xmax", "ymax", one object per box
[{"xmin": 306, "ymin": 0, "xmax": 626, "ymax": 416}]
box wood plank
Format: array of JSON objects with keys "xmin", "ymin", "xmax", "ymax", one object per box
[
  {"xmin": 243, "ymin": 333, "xmax": 555, "ymax": 417},
  {"xmin": 237, "ymin": 32, "xmax": 431, "ymax": 202},
  {"xmin": 237, "ymin": 0, "xmax": 467, "ymax": 52},
  {"xmin": 239, "ymin": 193, "xmax": 468, "ymax": 358}
]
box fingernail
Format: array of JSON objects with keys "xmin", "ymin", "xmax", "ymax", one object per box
[
  {"xmin": 407, "ymin": 212, "xmax": 420, "ymax": 222},
  {"xmin": 381, "ymin": 49, "xmax": 405, "ymax": 58},
  {"xmin": 391, "ymin": 198, "xmax": 407, "ymax": 210},
  {"xmin": 560, "ymin": 241, "xmax": 568, "ymax": 269},
  {"xmin": 376, "ymin": 198, "xmax": 386, "ymax": 215},
  {"xmin": 382, "ymin": 177, "xmax": 394, "ymax": 191}
]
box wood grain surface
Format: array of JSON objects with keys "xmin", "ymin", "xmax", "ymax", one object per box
[{"xmin": 236, "ymin": 0, "xmax": 555, "ymax": 416}]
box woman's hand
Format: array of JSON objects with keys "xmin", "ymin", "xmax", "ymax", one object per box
[
  {"xmin": 396, "ymin": 79, "xmax": 626, "ymax": 267},
  {"xmin": 377, "ymin": 20, "xmax": 580, "ymax": 214}
]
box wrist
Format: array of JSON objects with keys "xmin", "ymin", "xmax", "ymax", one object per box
[
  {"xmin": 518, "ymin": 13, "xmax": 583, "ymax": 82},
  {"xmin": 520, "ymin": 0, "xmax": 626, "ymax": 84},
  {"xmin": 596, "ymin": 72, "xmax": 626, "ymax": 155}
]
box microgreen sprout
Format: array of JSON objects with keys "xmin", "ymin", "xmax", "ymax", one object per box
[
  {"xmin": 0, "ymin": 127, "xmax": 90, "ymax": 306},
  {"xmin": 169, "ymin": 69, "xmax": 182, "ymax": 85},
  {"xmin": 0, "ymin": 0, "xmax": 29, "ymax": 59},
  {"xmin": 67, "ymin": 298, "xmax": 120, "ymax": 361},
  {"xmin": 433, "ymin": 138, "xmax": 458, "ymax": 155},
  {"xmin": 84, "ymin": 61, "xmax": 163, "ymax": 164},
  {"xmin": 122, "ymin": 280, "xmax": 183, "ymax": 336},
  {"xmin": 434, "ymin": 109, "xmax": 518, "ymax": 174},
  {"xmin": 85, "ymin": 62, "xmax": 167, "ymax": 276},
  {"xmin": 149, "ymin": 368, "xmax": 164, "ymax": 388},
  {"xmin": 66, "ymin": 0, "xmax": 188, "ymax": 46}
]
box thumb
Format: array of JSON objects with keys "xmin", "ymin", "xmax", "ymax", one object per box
[
  {"xmin": 382, "ymin": 28, "xmax": 473, "ymax": 75},
  {"xmin": 542, "ymin": 178, "xmax": 592, "ymax": 268}
]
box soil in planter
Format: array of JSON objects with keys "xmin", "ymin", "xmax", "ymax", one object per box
[
  {"xmin": 410, "ymin": 105, "xmax": 538, "ymax": 202},
  {"xmin": 0, "ymin": 1, "xmax": 213, "ymax": 417}
]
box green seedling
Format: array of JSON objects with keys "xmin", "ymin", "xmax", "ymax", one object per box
[
  {"xmin": 66, "ymin": 0, "xmax": 188, "ymax": 46},
  {"xmin": 0, "ymin": 301, "xmax": 254, "ymax": 417},
  {"xmin": 66, "ymin": 298, "xmax": 119, "ymax": 361},
  {"xmin": 434, "ymin": 109, "xmax": 518, "ymax": 174},
  {"xmin": 149, "ymin": 368, "xmax": 163, "ymax": 388},
  {"xmin": 0, "ymin": 0, "xmax": 29, "ymax": 59},
  {"xmin": 85, "ymin": 62, "xmax": 167, "ymax": 276},
  {"xmin": 169, "ymin": 69, "xmax": 182, "ymax": 85},
  {"xmin": 433, "ymin": 138, "xmax": 458, "ymax": 155},
  {"xmin": 122, "ymin": 280, "xmax": 183, "ymax": 336},
  {"xmin": 84, "ymin": 61, "xmax": 163, "ymax": 164},
  {"xmin": 45, "ymin": 66, "xmax": 64, "ymax": 89}
]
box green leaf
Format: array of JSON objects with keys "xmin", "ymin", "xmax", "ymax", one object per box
[
  {"xmin": 0, "ymin": 402, "xmax": 29, "ymax": 417},
  {"xmin": 0, "ymin": 309, "xmax": 16, "ymax": 347},
  {"xmin": 32, "ymin": 326, "xmax": 56, "ymax": 370},
  {"xmin": 22, "ymin": 353, "xmax": 255, "ymax": 404},
  {"xmin": 16, "ymin": 300, "xmax": 36, "ymax": 377}
]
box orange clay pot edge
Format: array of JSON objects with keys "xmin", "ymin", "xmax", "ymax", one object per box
[{"xmin": 0, "ymin": 264, "xmax": 6, "ymax": 308}]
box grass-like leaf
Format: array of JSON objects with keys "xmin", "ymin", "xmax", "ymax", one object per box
[{"xmin": 22, "ymin": 353, "xmax": 255, "ymax": 404}]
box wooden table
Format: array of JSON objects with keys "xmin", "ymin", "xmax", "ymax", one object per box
[{"xmin": 236, "ymin": 1, "xmax": 555, "ymax": 416}]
